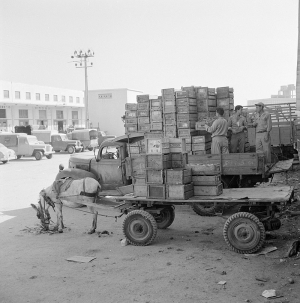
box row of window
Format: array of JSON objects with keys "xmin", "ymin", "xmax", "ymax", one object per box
[
  {"xmin": 0, "ymin": 108, "xmax": 78, "ymax": 120},
  {"xmin": 3, "ymin": 90, "xmax": 82, "ymax": 103}
]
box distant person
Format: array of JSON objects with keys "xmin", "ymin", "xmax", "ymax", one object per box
[
  {"xmin": 251, "ymin": 102, "xmax": 272, "ymax": 163},
  {"xmin": 228, "ymin": 105, "xmax": 247, "ymax": 153},
  {"xmin": 205, "ymin": 107, "xmax": 229, "ymax": 154}
]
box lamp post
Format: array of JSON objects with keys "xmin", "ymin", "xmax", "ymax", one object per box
[{"xmin": 71, "ymin": 49, "xmax": 94, "ymax": 128}]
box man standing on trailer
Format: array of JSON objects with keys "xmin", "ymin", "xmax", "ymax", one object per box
[
  {"xmin": 205, "ymin": 107, "xmax": 229, "ymax": 154},
  {"xmin": 252, "ymin": 102, "xmax": 272, "ymax": 163},
  {"xmin": 228, "ymin": 105, "xmax": 247, "ymax": 153}
]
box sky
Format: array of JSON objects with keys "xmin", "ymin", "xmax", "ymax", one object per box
[{"xmin": 0, "ymin": 0, "xmax": 298, "ymax": 106}]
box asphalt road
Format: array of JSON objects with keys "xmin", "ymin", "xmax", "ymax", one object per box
[{"xmin": 0, "ymin": 151, "xmax": 94, "ymax": 212}]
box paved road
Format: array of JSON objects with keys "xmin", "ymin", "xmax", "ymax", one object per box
[{"xmin": 0, "ymin": 151, "xmax": 94, "ymax": 212}]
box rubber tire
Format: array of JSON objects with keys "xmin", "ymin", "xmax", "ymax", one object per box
[
  {"xmin": 223, "ymin": 212, "xmax": 266, "ymax": 254},
  {"xmin": 35, "ymin": 151, "xmax": 43, "ymax": 160},
  {"xmin": 46, "ymin": 154, "xmax": 53, "ymax": 159},
  {"xmin": 2, "ymin": 160, "xmax": 8, "ymax": 164},
  {"xmin": 17, "ymin": 155, "xmax": 22, "ymax": 159},
  {"xmin": 122, "ymin": 210, "xmax": 157, "ymax": 246},
  {"xmin": 88, "ymin": 147, "xmax": 93, "ymax": 151},
  {"xmin": 67, "ymin": 146, "xmax": 75, "ymax": 154},
  {"xmin": 155, "ymin": 206, "xmax": 175, "ymax": 229},
  {"xmin": 192, "ymin": 203, "xmax": 217, "ymax": 217},
  {"xmin": 54, "ymin": 150, "xmax": 60, "ymax": 153}
]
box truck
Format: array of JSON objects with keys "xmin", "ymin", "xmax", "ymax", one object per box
[
  {"xmin": 97, "ymin": 130, "xmax": 116, "ymax": 146},
  {"xmin": 32, "ymin": 130, "xmax": 82, "ymax": 154},
  {"xmin": 0, "ymin": 132, "xmax": 54, "ymax": 160},
  {"xmin": 67, "ymin": 129, "xmax": 99, "ymax": 151},
  {"xmin": 56, "ymin": 133, "xmax": 294, "ymax": 254}
]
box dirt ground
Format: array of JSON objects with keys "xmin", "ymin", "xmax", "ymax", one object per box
[{"xmin": 1, "ymin": 171, "xmax": 300, "ymax": 303}]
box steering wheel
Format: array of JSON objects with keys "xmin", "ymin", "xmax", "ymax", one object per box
[{"xmin": 106, "ymin": 152, "xmax": 117, "ymax": 159}]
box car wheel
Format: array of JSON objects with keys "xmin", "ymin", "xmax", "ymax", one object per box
[
  {"xmin": 35, "ymin": 151, "xmax": 43, "ymax": 160},
  {"xmin": 46, "ymin": 154, "xmax": 53, "ymax": 159},
  {"xmin": 67, "ymin": 146, "xmax": 75, "ymax": 154},
  {"xmin": 2, "ymin": 160, "xmax": 8, "ymax": 164},
  {"xmin": 54, "ymin": 150, "xmax": 60, "ymax": 153},
  {"xmin": 17, "ymin": 155, "xmax": 22, "ymax": 159}
]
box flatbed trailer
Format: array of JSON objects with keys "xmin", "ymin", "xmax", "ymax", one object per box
[{"xmin": 87, "ymin": 185, "xmax": 294, "ymax": 254}]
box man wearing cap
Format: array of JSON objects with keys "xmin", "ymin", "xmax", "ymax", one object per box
[
  {"xmin": 205, "ymin": 107, "xmax": 229, "ymax": 154},
  {"xmin": 252, "ymin": 102, "xmax": 272, "ymax": 163},
  {"xmin": 228, "ymin": 105, "xmax": 247, "ymax": 153}
]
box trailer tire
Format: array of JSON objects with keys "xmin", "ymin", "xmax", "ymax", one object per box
[
  {"xmin": 223, "ymin": 212, "xmax": 266, "ymax": 254},
  {"xmin": 191, "ymin": 203, "xmax": 217, "ymax": 216},
  {"xmin": 34, "ymin": 151, "xmax": 43, "ymax": 160},
  {"xmin": 155, "ymin": 206, "xmax": 175, "ymax": 229},
  {"xmin": 122, "ymin": 210, "xmax": 157, "ymax": 246}
]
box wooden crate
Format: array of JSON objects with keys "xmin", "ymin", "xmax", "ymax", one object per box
[
  {"xmin": 192, "ymin": 142, "xmax": 212, "ymax": 151},
  {"xmin": 216, "ymin": 87, "xmax": 234, "ymax": 99},
  {"xmin": 178, "ymin": 129, "xmax": 198, "ymax": 137},
  {"xmin": 163, "ymin": 99, "xmax": 176, "ymax": 106},
  {"xmin": 177, "ymin": 121, "xmax": 196, "ymax": 129},
  {"xmin": 125, "ymin": 117, "xmax": 138, "ymax": 124},
  {"xmin": 217, "ymin": 98, "xmax": 234, "ymax": 109},
  {"xmin": 164, "ymin": 113, "xmax": 176, "ymax": 120},
  {"xmin": 167, "ymin": 183, "xmax": 194, "ymax": 200},
  {"xmin": 194, "ymin": 183, "xmax": 223, "ymax": 196},
  {"xmin": 176, "ymin": 98, "xmax": 197, "ymax": 106},
  {"xmin": 133, "ymin": 185, "xmax": 147, "ymax": 197},
  {"xmin": 175, "ymin": 90, "xmax": 196, "ymax": 99},
  {"xmin": 192, "ymin": 135, "xmax": 212, "ymax": 144},
  {"xmin": 161, "ymin": 88, "xmax": 175, "ymax": 96},
  {"xmin": 125, "ymin": 124, "xmax": 138, "ymax": 133},
  {"xmin": 177, "ymin": 105, "xmax": 197, "ymax": 114},
  {"xmin": 138, "ymin": 117, "xmax": 150, "ymax": 124},
  {"xmin": 164, "ymin": 117, "xmax": 177, "ymax": 126},
  {"xmin": 147, "ymin": 184, "xmax": 166, "ymax": 199},
  {"xmin": 137, "ymin": 95, "xmax": 150, "ymax": 103},
  {"xmin": 125, "ymin": 155, "xmax": 146, "ymax": 178},
  {"xmin": 192, "ymin": 150, "xmax": 211, "ymax": 155},
  {"xmin": 150, "ymin": 99, "xmax": 162, "ymax": 109},
  {"xmin": 125, "ymin": 103, "xmax": 138, "ymax": 111},
  {"xmin": 186, "ymin": 163, "xmax": 220, "ymax": 175},
  {"xmin": 145, "ymin": 137, "xmax": 170, "ymax": 154},
  {"xmin": 168, "ymin": 137, "xmax": 186, "ymax": 153},
  {"xmin": 164, "ymin": 125, "xmax": 177, "ymax": 138},
  {"xmin": 132, "ymin": 177, "xmax": 146, "ymax": 185},
  {"xmin": 192, "ymin": 175, "xmax": 221, "ymax": 186},
  {"xmin": 138, "ymin": 103, "xmax": 150, "ymax": 111},
  {"xmin": 151, "ymin": 122, "xmax": 163, "ymax": 131},
  {"xmin": 138, "ymin": 123, "xmax": 151, "ymax": 132},
  {"xmin": 163, "ymin": 105, "xmax": 177, "ymax": 113},
  {"xmin": 177, "ymin": 113, "xmax": 198, "ymax": 122},
  {"xmin": 137, "ymin": 110, "xmax": 150, "ymax": 117},
  {"xmin": 146, "ymin": 170, "xmax": 164, "ymax": 184},
  {"xmin": 196, "ymin": 87, "xmax": 215, "ymax": 98},
  {"xmin": 128, "ymin": 145, "xmax": 145, "ymax": 154},
  {"xmin": 165, "ymin": 168, "xmax": 192, "ymax": 184},
  {"xmin": 171, "ymin": 153, "xmax": 187, "ymax": 168},
  {"xmin": 125, "ymin": 110, "xmax": 137, "ymax": 118},
  {"xmin": 145, "ymin": 154, "xmax": 171, "ymax": 170},
  {"xmin": 150, "ymin": 110, "xmax": 163, "ymax": 122},
  {"xmin": 208, "ymin": 106, "xmax": 216, "ymax": 112}
]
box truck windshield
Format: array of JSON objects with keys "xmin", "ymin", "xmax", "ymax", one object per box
[
  {"xmin": 27, "ymin": 137, "xmax": 39, "ymax": 144},
  {"xmin": 60, "ymin": 134, "xmax": 68, "ymax": 141}
]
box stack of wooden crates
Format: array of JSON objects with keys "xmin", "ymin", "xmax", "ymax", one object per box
[{"xmin": 216, "ymin": 87, "xmax": 234, "ymax": 119}]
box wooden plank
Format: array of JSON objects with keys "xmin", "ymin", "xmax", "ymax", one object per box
[
  {"xmin": 165, "ymin": 169, "xmax": 192, "ymax": 184},
  {"xmin": 167, "ymin": 184, "xmax": 194, "ymax": 200}
]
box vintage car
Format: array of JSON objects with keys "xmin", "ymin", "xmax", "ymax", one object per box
[{"xmin": 0, "ymin": 143, "xmax": 16, "ymax": 164}]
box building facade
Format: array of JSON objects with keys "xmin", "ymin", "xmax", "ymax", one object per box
[
  {"xmin": 0, "ymin": 80, "xmax": 85, "ymax": 132},
  {"xmin": 88, "ymin": 88, "xmax": 143, "ymax": 136}
]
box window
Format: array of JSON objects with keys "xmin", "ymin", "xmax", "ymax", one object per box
[
  {"xmin": 69, "ymin": 96, "xmax": 73, "ymax": 103},
  {"xmin": 76, "ymin": 97, "xmax": 80, "ymax": 103},
  {"xmin": 26, "ymin": 92, "xmax": 31, "ymax": 100},
  {"xmin": 19, "ymin": 109, "xmax": 28, "ymax": 118},
  {"xmin": 39, "ymin": 110, "xmax": 47, "ymax": 119},
  {"xmin": 0, "ymin": 109, "xmax": 6, "ymax": 118},
  {"xmin": 3, "ymin": 90, "xmax": 9, "ymax": 98},
  {"xmin": 72, "ymin": 111, "xmax": 78, "ymax": 120},
  {"xmin": 62, "ymin": 95, "xmax": 65, "ymax": 102},
  {"xmin": 15, "ymin": 91, "xmax": 21, "ymax": 99},
  {"xmin": 56, "ymin": 110, "xmax": 63, "ymax": 119},
  {"xmin": 36, "ymin": 93, "xmax": 40, "ymax": 101},
  {"xmin": 101, "ymin": 146, "xmax": 119, "ymax": 159},
  {"xmin": 45, "ymin": 94, "xmax": 49, "ymax": 101},
  {"xmin": 54, "ymin": 95, "xmax": 58, "ymax": 101}
]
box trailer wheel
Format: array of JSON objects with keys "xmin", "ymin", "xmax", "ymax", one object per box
[
  {"xmin": 154, "ymin": 206, "xmax": 175, "ymax": 229},
  {"xmin": 191, "ymin": 203, "xmax": 217, "ymax": 216},
  {"xmin": 34, "ymin": 151, "xmax": 43, "ymax": 160},
  {"xmin": 122, "ymin": 210, "xmax": 157, "ymax": 246},
  {"xmin": 223, "ymin": 212, "xmax": 265, "ymax": 254}
]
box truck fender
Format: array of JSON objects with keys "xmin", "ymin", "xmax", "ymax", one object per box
[
  {"xmin": 32, "ymin": 149, "xmax": 45, "ymax": 156},
  {"xmin": 55, "ymin": 168, "xmax": 97, "ymax": 181}
]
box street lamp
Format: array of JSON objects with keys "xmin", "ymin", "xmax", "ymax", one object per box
[{"xmin": 71, "ymin": 49, "xmax": 94, "ymax": 128}]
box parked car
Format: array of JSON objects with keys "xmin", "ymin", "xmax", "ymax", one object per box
[
  {"xmin": 0, "ymin": 132, "xmax": 54, "ymax": 160},
  {"xmin": 32, "ymin": 130, "xmax": 82, "ymax": 154},
  {"xmin": 67, "ymin": 129, "xmax": 98, "ymax": 151},
  {"xmin": 0, "ymin": 143, "xmax": 16, "ymax": 164}
]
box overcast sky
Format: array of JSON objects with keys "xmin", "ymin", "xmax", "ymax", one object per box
[{"xmin": 0, "ymin": 0, "xmax": 298, "ymax": 105}]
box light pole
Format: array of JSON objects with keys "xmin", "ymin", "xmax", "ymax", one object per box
[{"xmin": 71, "ymin": 49, "xmax": 94, "ymax": 128}]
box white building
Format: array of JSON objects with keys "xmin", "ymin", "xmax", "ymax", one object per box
[
  {"xmin": 0, "ymin": 80, "xmax": 85, "ymax": 132},
  {"xmin": 88, "ymin": 88, "xmax": 143, "ymax": 136}
]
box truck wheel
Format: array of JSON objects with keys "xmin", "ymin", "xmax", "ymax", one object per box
[
  {"xmin": 46, "ymin": 154, "xmax": 53, "ymax": 159},
  {"xmin": 17, "ymin": 155, "xmax": 22, "ymax": 159},
  {"xmin": 54, "ymin": 150, "xmax": 60, "ymax": 153},
  {"xmin": 2, "ymin": 160, "xmax": 8, "ymax": 164},
  {"xmin": 122, "ymin": 210, "xmax": 157, "ymax": 246},
  {"xmin": 223, "ymin": 212, "xmax": 266, "ymax": 254},
  {"xmin": 67, "ymin": 146, "xmax": 75, "ymax": 154},
  {"xmin": 154, "ymin": 206, "xmax": 175, "ymax": 229},
  {"xmin": 34, "ymin": 151, "xmax": 43, "ymax": 160},
  {"xmin": 191, "ymin": 203, "xmax": 217, "ymax": 217}
]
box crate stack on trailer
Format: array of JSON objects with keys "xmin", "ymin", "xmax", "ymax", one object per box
[
  {"xmin": 162, "ymin": 88, "xmax": 177, "ymax": 138},
  {"xmin": 216, "ymin": 87, "xmax": 234, "ymax": 119}
]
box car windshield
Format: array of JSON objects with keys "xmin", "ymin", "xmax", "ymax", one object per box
[
  {"xmin": 27, "ymin": 137, "xmax": 39, "ymax": 144},
  {"xmin": 60, "ymin": 134, "xmax": 68, "ymax": 141}
]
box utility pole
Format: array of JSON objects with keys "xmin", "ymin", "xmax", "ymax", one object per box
[{"xmin": 71, "ymin": 50, "xmax": 94, "ymax": 128}]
